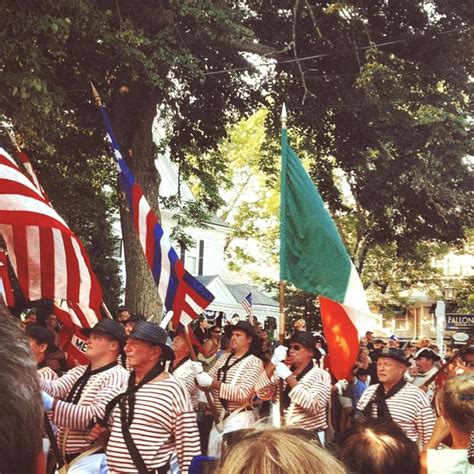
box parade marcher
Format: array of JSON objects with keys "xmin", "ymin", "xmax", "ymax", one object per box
[
  {"xmin": 91, "ymin": 321, "xmax": 201, "ymax": 473},
  {"xmin": 26, "ymin": 324, "xmax": 59, "ymax": 381},
  {"xmin": 388, "ymin": 334, "xmax": 400, "ymax": 348},
  {"xmin": 170, "ymin": 328, "xmax": 201, "ymax": 410},
  {"xmin": 123, "ymin": 312, "xmax": 146, "ymax": 335},
  {"xmin": 255, "ymin": 331, "xmax": 331, "ymax": 444},
  {"xmin": 365, "ymin": 331, "xmax": 375, "ymax": 351},
  {"xmin": 114, "ymin": 306, "xmax": 131, "ymax": 323},
  {"xmin": 40, "ymin": 319, "xmax": 129, "ymax": 469},
  {"xmin": 44, "ymin": 312, "xmax": 67, "ymax": 374},
  {"xmin": 406, "ymin": 348, "xmax": 441, "ymax": 403},
  {"xmin": 195, "ymin": 321, "xmax": 263, "ymax": 456},
  {"xmin": 356, "ymin": 347, "xmax": 435, "ymax": 446}
]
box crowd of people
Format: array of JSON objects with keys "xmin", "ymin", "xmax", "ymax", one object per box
[{"xmin": 0, "ymin": 302, "xmax": 473, "ymax": 474}]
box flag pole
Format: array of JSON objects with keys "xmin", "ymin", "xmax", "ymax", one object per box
[{"xmin": 278, "ymin": 104, "xmax": 288, "ymax": 424}]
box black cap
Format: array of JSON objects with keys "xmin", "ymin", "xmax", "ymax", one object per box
[
  {"xmin": 285, "ymin": 331, "xmax": 322, "ymax": 359},
  {"xmin": 26, "ymin": 325, "xmax": 57, "ymax": 353},
  {"xmin": 81, "ymin": 319, "xmax": 127, "ymax": 345},
  {"xmin": 126, "ymin": 313, "xmax": 147, "ymax": 324},
  {"xmin": 373, "ymin": 347, "xmax": 410, "ymax": 366},
  {"xmin": 224, "ymin": 321, "xmax": 258, "ymax": 340},
  {"xmin": 128, "ymin": 321, "xmax": 175, "ymax": 361},
  {"xmin": 415, "ymin": 348, "xmax": 441, "ymax": 362}
]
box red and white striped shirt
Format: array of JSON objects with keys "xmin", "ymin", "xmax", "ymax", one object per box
[
  {"xmin": 172, "ymin": 358, "xmax": 199, "ymax": 410},
  {"xmin": 208, "ymin": 353, "xmax": 263, "ymax": 415},
  {"xmin": 106, "ymin": 375, "xmax": 200, "ymax": 473},
  {"xmin": 357, "ymin": 382, "xmax": 435, "ymax": 445},
  {"xmin": 37, "ymin": 366, "xmax": 58, "ymax": 382},
  {"xmin": 255, "ymin": 366, "xmax": 331, "ymax": 431},
  {"xmin": 40, "ymin": 363, "xmax": 129, "ymax": 454}
]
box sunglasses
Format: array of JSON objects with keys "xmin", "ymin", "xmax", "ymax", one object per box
[{"xmin": 289, "ymin": 344, "xmax": 303, "ymax": 351}]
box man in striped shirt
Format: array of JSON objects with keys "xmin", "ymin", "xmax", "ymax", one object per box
[
  {"xmin": 26, "ymin": 324, "xmax": 58, "ymax": 381},
  {"xmin": 255, "ymin": 331, "xmax": 331, "ymax": 444},
  {"xmin": 195, "ymin": 321, "xmax": 264, "ymax": 456},
  {"xmin": 356, "ymin": 347, "xmax": 435, "ymax": 446},
  {"xmin": 91, "ymin": 321, "xmax": 201, "ymax": 473},
  {"xmin": 40, "ymin": 319, "xmax": 129, "ymax": 465}
]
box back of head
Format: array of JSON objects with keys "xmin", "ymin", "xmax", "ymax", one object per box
[
  {"xmin": 442, "ymin": 375, "xmax": 474, "ymax": 433},
  {"xmin": 0, "ymin": 305, "xmax": 43, "ymax": 474},
  {"xmin": 217, "ymin": 427, "xmax": 346, "ymax": 474},
  {"xmin": 337, "ymin": 419, "xmax": 420, "ymax": 474}
]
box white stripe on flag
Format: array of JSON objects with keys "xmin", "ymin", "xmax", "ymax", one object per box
[
  {"xmin": 53, "ymin": 229, "xmax": 67, "ymax": 300},
  {"xmin": 71, "ymin": 238, "xmax": 92, "ymax": 304},
  {"xmin": 138, "ymin": 196, "xmax": 149, "ymax": 252},
  {"xmin": 26, "ymin": 226, "xmax": 41, "ymax": 300}
]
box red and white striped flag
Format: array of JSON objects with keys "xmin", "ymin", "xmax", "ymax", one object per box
[
  {"xmin": 53, "ymin": 300, "xmax": 99, "ymax": 366},
  {"xmin": 0, "ymin": 147, "xmax": 103, "ymax": 308},
  {"xmin": 0, "ymin": 248, "xmax": 14, "ymax": 307}
]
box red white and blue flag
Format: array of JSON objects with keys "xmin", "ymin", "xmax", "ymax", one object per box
[
  {"xmin": 240, "ymin": 292, "xmax": 253, "ymax": 316},
  {"xmin": 97, "ymin": 105, "xmax": 215, "ymax": 328},
  {"xmin": 0, "ymin": 248, "xmax": 14, "ymax": 307},
  {"xmin": 0, "ymin": 147, "xmax": 103, "ymax": 308}
]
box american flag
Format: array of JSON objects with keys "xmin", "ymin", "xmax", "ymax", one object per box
[
  {"xmin": 53, "ymin": 300, "xmax": 98, "ymax": 366},
  {"xmin": 240, "ymin": 292, "xmax": 253, "ymax": 316},
  {"xmin": 0, "ymin": 147, "xmax": 103, "ymax": 308},
  {"xmin": 96, "ymin": 104, "xmax": 215, "ymax": 328},
  {"xmin": 0, "ymin": 248, "xmax": 14, "ymax": 307}
]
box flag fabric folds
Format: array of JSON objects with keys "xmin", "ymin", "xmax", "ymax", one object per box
[
  {"xmin": 239, "ymin": 292, "xmax": 253, "ymax": 316},
  {"xmin": 0, "ymin": 147, "xmax": 103, "ymax": 308},
  {"xmin": 0, "ymin": 249, "xmax": 14, "ymax": 307},
  {"xmin": 53, "ymin": 300, "xmax": 97, "ymax": 365},
  {"xmin": 280, "ymin": 128, "xmax": 369, "ymax": 380},
  {"xmin": 97, "ymin": 106, "xmax": 215, "ymax": 328}
]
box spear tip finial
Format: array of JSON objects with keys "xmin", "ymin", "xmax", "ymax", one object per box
[
  {"xmin": 281, "ymin": 103, "xmax": 287, "ymax": 129},
  {"xmin": 90, "ymin": 82, "xmax": 102, "ymax": 107}
]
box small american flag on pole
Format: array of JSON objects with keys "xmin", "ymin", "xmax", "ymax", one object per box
[{"xmin": 240, "ymin": 292, "xmax": 253, "ymax": 317}]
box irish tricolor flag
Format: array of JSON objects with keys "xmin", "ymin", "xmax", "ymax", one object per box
[{"xmin": 280, "ymin": 124, "xmax": 370, "ymax": 380}]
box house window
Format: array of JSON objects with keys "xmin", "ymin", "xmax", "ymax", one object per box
[{"xmin": 198, "ymin": 240, "xmax": 204, "ymax": 276}]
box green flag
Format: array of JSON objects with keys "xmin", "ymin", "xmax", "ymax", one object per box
[{"xmin": 280, "ymin": 128, "xmax": 354, "ymax": 305}]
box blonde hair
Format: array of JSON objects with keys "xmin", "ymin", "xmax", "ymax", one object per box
[
  {"xmin": 293, "ymin": 319, "xmax": 306, "ymax": 330},
  {"xmin": 216, "ymin": 428, "xmax": 346, "ymax": 474},
  {"xmin": 442, "ymin": 375, "xmax": 474, "ymax": 433}
]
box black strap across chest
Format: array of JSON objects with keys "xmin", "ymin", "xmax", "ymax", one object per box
[
  {"xmin": 66, "ymin": 361, "xmax": 117, "ymax": 404},
  {"xmin": 217, "ymin": 351, "xmax": 251, "ymax": 411},
  {"xmin": 363, "ymin": 378, "xmax": 407, "ymax": 421}
]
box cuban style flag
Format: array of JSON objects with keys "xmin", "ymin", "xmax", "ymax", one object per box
[
  {"xmin": 280, "ymin": 125, "xmax": 370, "ymax": 380},
  {"xmin": 96, "ymin": 101, "xmax": 215, "ymax": 328}
]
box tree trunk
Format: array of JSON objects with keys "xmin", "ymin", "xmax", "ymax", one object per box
[{"xmin": 111, "ymin": 83, "xmax": 162, "ymax": 321}]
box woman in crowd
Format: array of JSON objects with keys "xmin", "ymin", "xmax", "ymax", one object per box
[
  {"xmin": 216, "ymin": 427, "xmax": 346, "ymax": 474},
  {"xmin": 421, "ymin": 375, "xmax": 474, "ymax": 473}
]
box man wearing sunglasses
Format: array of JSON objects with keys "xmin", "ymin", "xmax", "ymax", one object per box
[{"xmin": 255, "ymin": 331, "xmax": 331, "ymax": 444}]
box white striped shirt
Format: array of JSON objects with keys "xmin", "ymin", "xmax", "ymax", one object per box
[
  {"xmin": 106, "ymin": 375, "xmax": 200, "ymax": 473},
  {"xmin": 255, "ymin": 366, "xmax": 331, "ymax": 430},
  {"xmin": 37, "ymin": 366, "xmax": 58, "ymax": 381},
  {"xmin": 208, "ymin": 353, "xmax": 263, "ymax": 415},
  {"xmin": 172, "ymin": 358, "xmax": 199, "ymax": 410},
  {"xmin": 40, "ymin": 363, "xmax": 129, "ymax": 454},
  {"xmin": 357, "ymin": 382, "xmax": 435, "ymax": 445}
]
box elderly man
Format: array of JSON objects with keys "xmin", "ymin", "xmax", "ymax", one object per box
[
  {"xmin": 356, "ymin": 347, "xmax": 435, "ymax": 446},
  {"xmin": 406, "ymin": 348, "xmax": 441, "ymax": 403},
  {"xmin": 255, "ymin": 331, "xmax": 331, "ymax": 444},
  {"xmin": 91, "ymin": 321, "xmax": 200, "ymax": 473},
  {"xmin": 40, "ymin": 319, "xmax": 129, "ymax": 467},
  {"xmin": 26, "ymin": 324, "xmax": 58, "ymax": 381},
  {"xmin": 195, "ymin": 321, "xmax": 263, "ymax": 456}
]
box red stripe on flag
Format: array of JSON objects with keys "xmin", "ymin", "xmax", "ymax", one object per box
[
  {"xmin": 131, "ymin": 184, "xmax": 142, "ymax": 232},
  {"xmin": 319, "ymin": 296, "xmax": 359, "ymax": 380},
  {"xmin": 145, "ymin": 210, "xmax": 155, "ymax": 268},
  {"xmin": 0, "ymin": 180, "xmax": 48, "ymax": 202},
  {"xmin": 39, "ymin": 227, "xmax": 55, "ymax": 297},
  {"xmin": 0, "ymin": 250, "xmax": 14, "ymax": 307},
  {"xmin": 62, "ymin": 235, "xmax": 81, "ymax": 303},
  {"xmin": 12, "ymin": 225, "xmax": 29, "ymax": 299}
]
